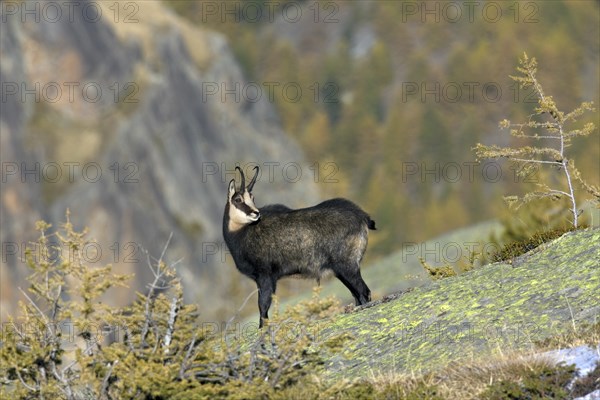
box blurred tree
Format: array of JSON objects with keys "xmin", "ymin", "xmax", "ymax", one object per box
[
  {"xmin": 418, "ymin": 106, "xmax": 451, "ymax": 164},
  {"xmin": 301, "ymin": 110, "xmax": 331, "ymax": 159},
  {"xmin": 164, "ymin": 0, "xmax": 599, "ymax": 258}
]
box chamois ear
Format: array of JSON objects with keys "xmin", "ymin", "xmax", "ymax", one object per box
[
  {"xmin": 247, "ymin": 166, "xmax": 259, "ymax": 192},
  {"xmin": 228, "ymin": 179, "xmax": 236, "ymax": 199}
]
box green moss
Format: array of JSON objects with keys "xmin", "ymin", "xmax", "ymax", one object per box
[{"xmin": 321, "ymin": 228, "xmax": 600, "ymax": 380}]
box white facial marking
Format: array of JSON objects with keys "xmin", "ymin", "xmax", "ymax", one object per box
[
  {"xmin": 243, "ymin": 191, "xmax": 259, "ymax": 214},
  {"xmin": 228, "ymin": 190, "xmax": 260, "ymax": 232}
]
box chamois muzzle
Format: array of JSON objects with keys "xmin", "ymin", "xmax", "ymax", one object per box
[{"xmin": 249, "ymin": 210, "xmax": 260, "ymax": 221}]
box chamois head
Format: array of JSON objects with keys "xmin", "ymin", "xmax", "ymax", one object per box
[{"xmin": 227, "ymin": 166, "xmax": 260, "ymax": 231}]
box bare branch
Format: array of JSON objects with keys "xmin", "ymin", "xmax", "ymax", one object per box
[
  {"xmin": 141, "ymin": 256, "xmax": 167, "ymax": 345},
  {"xmin": 547, "ymin": 189, "xmax": 571, "ymax": 197},
  {"xmin": 15, "ymin": 367, "xmax": 38, "ymax": 392},
  {"xmin": 61, "ymin": 340, "xmax": 97, "ymax": 375},
  {"xmin": 511, "ymin": 134, "xmax": 561, "ymax": 140},
  {"xmin": 100, "ymin": 360, "xmax": 118, "ymax": 398},
  {"xmin": 163, "ymin": 296, "xmax": 179, "ymax": 353},
  {"xmin": 158, "ymin": 232, "xmax": 174, "ymax": 266},
  {"xmin": 51, "ymin": 361, "xmax": 74, "ymax": 399},
  {"xmin": 50, "ymin": 285, "xmax": 62, "ymax": 321},
  {"xmin": 18, "ymin": 287, "xmax": 54, "ymax": 339},
  {"xmin": 509, "ymin": 158, "xmax": 562, "ymax": 165},
  {"xmin": 179, "ymin": 332, "xmax": 198, "ymax": 380},
  {"xmin": 270, "ymin": 350, "xmax": 294, "ymax": 387},
  {"xmin": 224, "ymin": 289, "xmax": 259, "ymax": 333}
]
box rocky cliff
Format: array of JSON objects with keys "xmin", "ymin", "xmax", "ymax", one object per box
[{"xmin": 0, "ymin": 0, "xmax": 319, "ymax": 320}]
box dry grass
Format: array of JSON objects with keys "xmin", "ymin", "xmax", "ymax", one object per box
[
  {"xmin": 364, "ymin": 320, "xmax": 598, "ymax": 399},
  {"xmin": 534, "ymin": 320, "xmax": 600, "ymax": 352},
  {"xmin": 365, "ymin": 351, "xmax": 565, "ymax": 399}
]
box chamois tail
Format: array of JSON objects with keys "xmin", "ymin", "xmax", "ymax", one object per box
[{"xmin": 367, "ymin": 218, "xmax": 376, "ymax": 230}]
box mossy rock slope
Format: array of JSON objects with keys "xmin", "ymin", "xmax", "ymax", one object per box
[{"xmin": 322, "ymin": 228, "xmax": 600, "ymax": 380}]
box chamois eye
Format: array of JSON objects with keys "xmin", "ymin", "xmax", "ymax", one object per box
[{"xmin": 233, "ymin": 197, "xmax": 241, "ymax": 204}]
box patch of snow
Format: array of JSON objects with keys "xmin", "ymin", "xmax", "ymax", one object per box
[
  {"xmin": 541, "ymin": 344, "xmax": 600, "ymax": 378},
  {"xmin": 536, "ymin": 344, "xmax": 600, "ymax": 399}
]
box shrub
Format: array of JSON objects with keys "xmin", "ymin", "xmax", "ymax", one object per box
[
  {"xmin": 419, "ymin": 257, "xmax": 457, "ymax": 280},
  {"xmin": 571, "ymin": 361, "xmax": 600, "ymax": 398},
  {"xmin": 0, "ymin": 215, "xmax": 347, "ymax": 399},
  {"xmin": 489, "ymin": 225, "xmax": 581, "ymax": 263},
  {"xmin": 479, "ymin": 362, "xmax": 577, "ymax": 400}
]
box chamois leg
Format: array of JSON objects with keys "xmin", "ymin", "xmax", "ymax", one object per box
[
  {"xmin": 334, "ymin": 266, "xmax": 371, "ymax": 306},
  {"xmin": 354, "ymin": 269, "xmax": 371, "ymax": 305},
  {"xmin": 256, "ymin": 276, "xmax": 277, "ymax": 328},
  {"xmin": 334, "ymin": 272, "xmax": 359, "ymax": 304}
]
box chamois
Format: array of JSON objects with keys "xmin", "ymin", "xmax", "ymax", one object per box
[{"xmin": 222, "ymin": 166, "xmax": 374, "ymax": 327}]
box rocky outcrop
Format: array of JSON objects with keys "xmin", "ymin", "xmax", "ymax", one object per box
[{"xmin": 321, "ymin": 228, "xmax": 600, "ymax": 379}]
